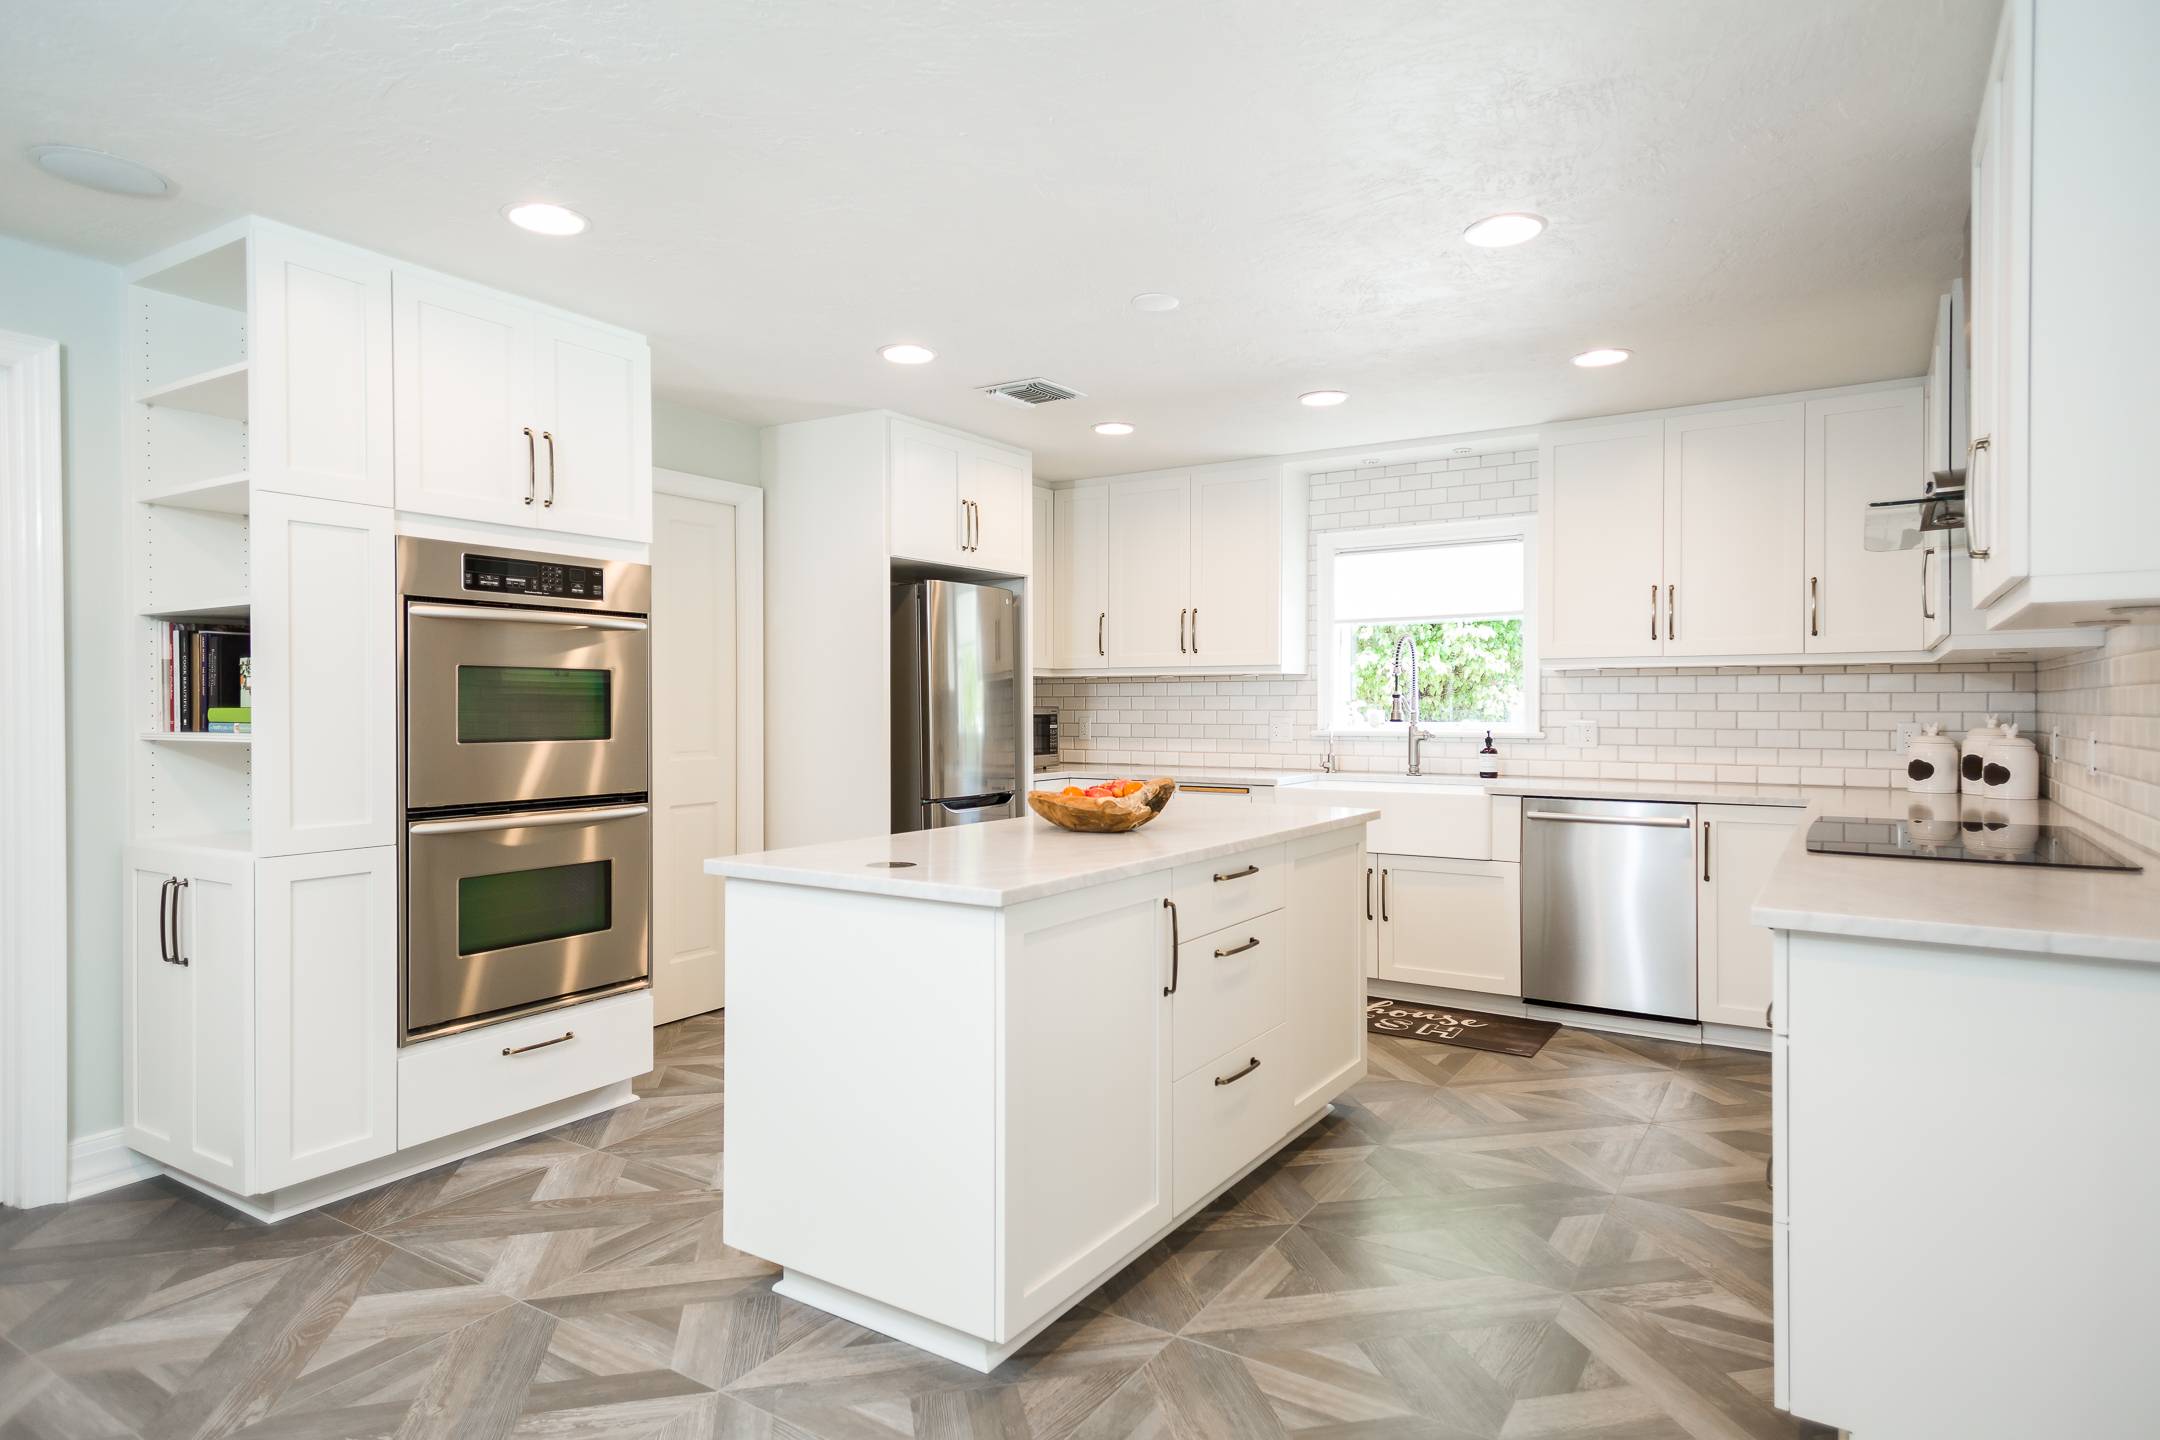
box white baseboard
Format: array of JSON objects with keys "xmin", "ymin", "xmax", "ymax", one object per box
[{"xmin": 69, "ymin": 1128, "xmax": 165, "ymax": 1201}]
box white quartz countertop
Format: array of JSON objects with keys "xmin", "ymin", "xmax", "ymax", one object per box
[{"xmin": 705, "ymin": 803, "xmax": 1378, "ymax": 908}]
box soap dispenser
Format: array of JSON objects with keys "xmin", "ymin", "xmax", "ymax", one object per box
[{"xmin": 1479, "ymin": 729, "xmax": 1500, "ymax": 780}]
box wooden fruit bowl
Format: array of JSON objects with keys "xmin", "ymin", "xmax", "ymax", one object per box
[{"xmin": 1026, "ymin": 778, "xmax": 1178, "ymax": 833}]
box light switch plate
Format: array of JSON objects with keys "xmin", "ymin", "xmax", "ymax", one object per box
[
  {"xmin": 1565, "ymin": 722, "xmax": 1599, "ymax": 748},
  {"xmin": 1268, "ymin": 714, "xmax": 1295, "ymax": 743}
]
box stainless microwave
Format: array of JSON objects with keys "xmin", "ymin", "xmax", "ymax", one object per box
[{"xmin": 1031, "ymin": 706, "xmax": 1061, "ymax": 765}]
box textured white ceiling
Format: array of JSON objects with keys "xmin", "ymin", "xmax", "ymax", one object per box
[{"xmin": 1, "ymin": 0, "xmax": 1993, "ymax": 479}]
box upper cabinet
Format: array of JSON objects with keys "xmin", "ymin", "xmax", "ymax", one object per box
[
  {"xmin": 250, "ymin": 226, "xmax": 395, "ymax": 508},
  {"xmin": 1964, "ymin": 0, "xmax": 2160, "ymax": 628},
  {"xmin": 1804, "ymin": 388, "xmax": 1926, "ymax": 654},
  {"xmin": 392, "ymin": 266, "xmax": 651, "ymax": 543},
  {"xmin": 888, "ymin": 418, "xmax": 1031, "ymax": 574},
  {"xmin": 1662, "ymin": 403, "xmax": 1805, "ymax": 657},
  {"xmin": 1044, "ymin": 464, "xmax": 1306, "ymax": 675},
  {"xmin": 1540, "ymin": 418, "xmax": 1665, "ymax": 658}
]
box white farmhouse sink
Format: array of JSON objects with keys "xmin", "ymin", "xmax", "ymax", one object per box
[{"xmin": 1279, "ymin": 776, "xmax": 1496, "ymax": 860}]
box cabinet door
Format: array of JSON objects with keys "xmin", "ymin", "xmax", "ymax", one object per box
[
  {"xmin": 1698, "ymin": 806, "xmax": 1800, "ymax": 1027},
  {"xmin": 124, "ymin": 858, "xmax": 192, "ymax": 1161},
  {"xmin": 965, "ymin": 445, "xmax": 1031, "ymax": 573},
  {"xmin": 1921, "ymin": 543, "xmax": 1951, "ymax": 649},
  {"xmin": 255, "ymin": 847, "xmax": 396, "ymax": 1189},
  {"xmin": 1106, "ymin": 475, "xmax": 1191, "ymax": 668},
  {"xmin": 534, "ymin": 315, "xmax": 651, "ymax": 542},
  {"xmin": 1804, "ymin": 387, "xmax": 1925, "ymax": 654},
  {"xmin": 250, "ymin": 226, "xmax": 394, "ymax": 506},
  {"xmin": 1282, "ymin": 837, "xmax": 1367, "ymax": 1116},
  {"xmin": 1663, "ymin": 404, "xmax": 1805, "ymax": 656},
  {"xmin": 1539, "ymin": 419, "xmax": 1666, "ymax": 658},
  {"xmin": 252, "ymin": 494, "xmax": 396, "ymax": 857},
  {"xmin": 890, "ymin": 421, "xmax": 965, "ymax": 565},
  {"xmin": 1375, "ymin": 855, "xmax": 1521, "ymax": 997},
  {"xmin": 1031, "ymin": 486, "xmax": 1054, "ymax": 662},
  {"xmin": 392, "ymin": 267, "xmax": 538, "ymax": 526},
  {"xmin": 1966, "ymin": 0, "xmax": 2030, "ymax": 609},
  {"xmin": 1052, "ymin": 486, "xmax": 1110, "ymax": 667},
  {"xmin": 1189, "ymin": 469, "xmax": 1282, "ymax": 666}
]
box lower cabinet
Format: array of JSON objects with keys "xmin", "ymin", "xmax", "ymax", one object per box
[
  {"xmin": 1697, "ymin": 805, "xmax": 1801, "ymax": 1029},
  {"xmin": 1372, "ymin": 853, "xmax": 1522, "ymax": 997}
]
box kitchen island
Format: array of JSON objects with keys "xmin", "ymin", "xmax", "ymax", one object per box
[{"xmin": 705, "ymin": 801, "xmax": 1376, "ymax": 1370}]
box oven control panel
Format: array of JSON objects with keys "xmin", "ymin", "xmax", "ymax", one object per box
[{"xmin": 462, "ymin": 553, "xmax": 605, "ymax": 601}]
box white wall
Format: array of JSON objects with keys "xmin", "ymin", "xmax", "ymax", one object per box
[
  {"xmin": 0, "ymin": 235, "xmax": 127, "ymax": 1139},
  {"xmin": 653, "ymin": 396, "xmax": 760, "ymax": 485}
]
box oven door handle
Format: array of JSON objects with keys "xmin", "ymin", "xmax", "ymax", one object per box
[
  {"xmin": 410, "ymin": 804, "xmax": 650, "ymax": 837},
  {"xmin": 408, "ymin": 602, "xmax": 648, "ymax": 632}
]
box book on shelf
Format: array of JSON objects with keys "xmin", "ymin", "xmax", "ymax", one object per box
[
  {"xmin": 157, "ymin": 622, "xmax": 251, "ymax": 733},
  {"xmin": 205, "ymin": 707, "xmax": 251, "ymax": 735}
]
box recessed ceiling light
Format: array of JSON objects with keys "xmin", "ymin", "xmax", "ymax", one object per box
[
  {"xmin": 30, "ymin": 144, "xmax": 171, "ymax": 198},
  {"xmin": 503, "ymin": 202, "xmax": 588, "ymax": 236},
  {"xmin": 878, "ymin": 343, "xmax": 937, "ymax": 365},
  {"xmin": 1462, "ymin": 212, "xmax": 1546, "ymax": 248},
  {"xmin": 1571, "ymin": 348, "xmax": 1633, "ymax": 368},
  {"xmin": 1093, "ymin": 421, "xmax": 1135, "ymax": 436},
  {"xmin": 1129, "ymin": 292, "xmax": 1180, "ymax": 313},
  {"xmin": 1300, "ymin": 390, "xmax": 1349, "ymax": 407}
]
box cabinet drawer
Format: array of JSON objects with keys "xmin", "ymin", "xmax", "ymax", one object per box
[
  {"xmin": 1173, "ymin": 844, "xmax": 1285, "ymax": 937},
  {"xmin": 397, "ymin": 989, "xmax": 652, "ymax": 1148},
  {"xmin": 1173, "ymin": 1024, "xmax": 1288, "ymax": 1213},
  {"xmin": 1174, "ymin": 911, "xmax": 1285, "ymax": 1080}
]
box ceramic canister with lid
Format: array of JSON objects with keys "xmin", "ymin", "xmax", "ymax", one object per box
[
  {"xmin": 1979, "ymin": 722, "xmax": 2041, "ymax": 800},
  {"xmin": 1959, "ymin": 714, "xmax": 2002, "ymax": 795},
  {"xmin": 1903, "ymin": 722, "xmax": 1959, "ymax": 794}
]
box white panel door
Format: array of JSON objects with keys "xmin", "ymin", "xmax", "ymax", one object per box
[
  {"xmin": 255, "ymin": 847, "xmax": 396, "ymax": 1189},
  {"xmin": 652, "ymin": 490, "xmax": 741, "ymax": 1024},
  {"xmin": 1375, "ymin": 854, "xmax": 1521, "ymax": 997},
  {"xmin": 890, "ymin": 421, "xmax": 965, "ymax": 565},
  {"xmin": 1106, "ymin": 475, "xmax": 1191, "ymax": 668},
  {"xmin": 534, "ymin": 315, "xmax": 651, "ymax": 542},
  {"xmin": 392, "ymin": 267, "xmax": 538, "ymax": 526},
  {"xmin": 1966, "ymin": 0, "xmax": 2030, "ymax": 608},
  {"xmin": 1052, "ymin": 486, "xmax": 1109, "ymax": 667},
  {"xmin": 1189, "ymin": 469, "xmax": 1281, "ymax": 666},
  {"xmin": 250, "ymin": 226, "xmax": 394, "ymax": 506},
  {"xmin": 1031, "ymin": 485, "xmax": 1054, "ymax": 663},
  {"xmin": 1697, "ymin": 805, "xmax": 1797, "ymax": 1029},
  {"xmin": 1538, "ymin": 419, "xmax": 1666, "ymax": 658},
  {"xmin": 1805, "ymin": 387, "xmax": 1926, "ymax": 654},
  {"xmin": 1663, "ymin": 403, "xmax": 1805, "ymax": 656},
  {"xmin": 965, "ymin": 445, "xmax": 1031, "ymax": 574},
  {"xmin": 124, "ymin": 855, "xmax": 191, "ymax": 1160},
  {"xmin": 252, "ymin": 494, "xmax": 396, "ymax": 857}
]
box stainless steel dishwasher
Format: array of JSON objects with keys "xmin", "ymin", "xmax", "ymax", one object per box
[{"xmin": 1522, "ymin": 796, "xmax": 1699, "ymax": 1021}]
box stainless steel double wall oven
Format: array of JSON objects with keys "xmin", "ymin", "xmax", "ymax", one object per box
[{"xmin": 398, "ymin": 538, "xmax": 653, "ymax": 1042}]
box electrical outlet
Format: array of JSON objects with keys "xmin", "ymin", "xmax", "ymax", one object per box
[
  {"xmin": 1067, "ymin": 714, "xmax": 1090, "ymax": 741},
  {"xmin": 1268, "ymin": 713, "xmax": 1295, "ymax": 743},
  {"xmin": 1565, "ymin": 722, "xmax": 1599, "ymax": 748},
  {"xmin": 1897, "ymin": 723, "xmax": 1924, "ymax": 750}
]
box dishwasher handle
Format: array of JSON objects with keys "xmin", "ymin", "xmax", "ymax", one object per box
[{"xmin": 1525, "ymin": 810, "xmax": 1692, "ymax": 829}]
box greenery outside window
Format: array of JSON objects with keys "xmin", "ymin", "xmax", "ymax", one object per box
[{"xmin": 1317, "ymin": 518, "xmax": 1539, "ymax": 737}]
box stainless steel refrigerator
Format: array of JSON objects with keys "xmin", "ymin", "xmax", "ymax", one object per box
[{"xmin": 891, "ymin": 579, "xmax": 1020, "ymax": 832}]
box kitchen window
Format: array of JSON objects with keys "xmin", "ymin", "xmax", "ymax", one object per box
[{"xmin": 1316, "ymin": 517, "xmax": 1539, "ymax": 736}]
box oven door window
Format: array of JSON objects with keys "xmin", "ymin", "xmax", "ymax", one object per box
[
  {"xmin": 457, "ymin": 860, "xmax": 613, "ymax": 955},
  {"xmin": 457, "ymin": 665, "xmax": 612, "ymax": 743}
]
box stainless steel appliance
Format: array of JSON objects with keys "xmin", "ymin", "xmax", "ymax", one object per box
[
  {"xmin": 1032, "ymin": 705, "xmax": 1062, "ymax": 767},
  {"xmin": 1522, "ymin": 796, "xmax": 1699, "ymax": 1021},
  {"xmin": 397, "ymin": 537, "xmax": 654, "ymax": 1041},
  {"xmin": 891, "ymin": 579, "xmax": 1020, "ymax": 831}
]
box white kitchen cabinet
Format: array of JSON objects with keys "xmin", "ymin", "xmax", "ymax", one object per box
[
  {"xmin": 1188, "ymin": 468, "xmax": 1283, "ymax": 667},
  {"xmin": 1804, "ymin": 387, "xmax": 1925, "ymax": 655},
  {"xmin": 1051, "ymin": 485, "xmax": 1109, "ymax": 667},
  {"xmin": 1281, "ymin": 833, "xmax": 1367, "ymax": 1115},
  {"xmin": 249, "ymin": 224, "xmax": 394, "ymax": 507},
  {"xmin": 1965, "ymin": 0, "xmax": 2029, "ymax": 611},
  {"xmin": 968, "ymin": 448, "xmax": 1031, "ymax": 574},
  {"xmin": 1106, "ymin": 474, "xmax": 1192, "ymax": 668},
  {"xmin": 1031, "ymin": 485, "xmax": 1054, "ymax": 662},
  {"xmin": 393, "ymin": 265, "xmax": 652, "ymax": 542},
  {"xmin": 254, "ymin": 847, "xmax": 397, "ymax": 1189},
  {"xmin": 1373, "ymin": 853, "xmax": 1521, "ymax": 998},
  {"xmin": 1696, "ymin": 804, "xmax": 1798, "ymax": 1029},
  {"xmin": 1662, "ymin": 403, "xmax": 1804, "ymax": 657},
  {"xmin": 1539, "ymin": 417, "xmax": 1666, "ymax": 659},
  {"xmin": 124, "ymin": 843, "xmax": 254, "ymax": 1194},
  {"xmin": 889, "ymin": 418, "xmax": 1032, "ymax": 573}
]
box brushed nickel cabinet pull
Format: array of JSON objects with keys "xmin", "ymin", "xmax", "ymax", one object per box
[
  {"xmin": 1650, "ymin": 584, "xmax": 1658, "ymax": 642},
  {"xmin": 959, "ymin": 499, "xmax": 970, "ymax": 551},
  {"xmin": 503, "ymin": 1031, "xmax": 575, "ymax": 1057},
  {"xmin": 1183, "ymin": 785, "xmax": 1251, "ymax": 795},
  {"xmin": 1212, "ymin": 864, "xmax": 1259, "ymax": 883},
  {"xmin": 1214, "ymin": 935, "xmax": 1261, "ymax": 958},
  {"xmin": 1668, "ymin": 584, "xmax": 1677, "ymax": 641},
  {"xmin": 522, "ymin": 426, "xmax": 536, "ymax": 504},
  {"xmin": 1179, "ymin": 608, "xmax": 1189, "ymax": 653},
  {"xmin": 543, "ymin": 430, "xmax": 557, "ymax": 507},
  {"xmin": 1765, "ymin": 1001, "xmax": 1774, "ymax": 1028},
  {"xmin": 1191, "ymin": 609, "xmax": 1199, "ymax": 653},
  {"xmin": 1809, "ymin": 576, "xmax": 1819, "ymax": 637},
  {"xmin": 1966, "ymin": 435, "xmax": 1992, "ymax": 560},
  {"xmin": 1215, "ymin": 1056, "xmax": 1262, "ymax": 1087},
  {"xmin": 1162, "ymin": 898, "xmax": 1180, "ymax": 996},
  {"xmin": 1097, "ymin": 611, "xmax": 1105, "ymax": 657},
  {"xmin": 1921, "ymin": 548, "xmax": 1937, "ymax": 620}
]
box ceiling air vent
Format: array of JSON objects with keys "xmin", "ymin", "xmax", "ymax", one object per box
[{"xmin": 978, "ymin": 377, "xmax": 1084, "ymax": 407}]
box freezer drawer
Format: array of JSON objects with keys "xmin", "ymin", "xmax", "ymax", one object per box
[{"xmin": 1521, "ymin": 796, "xmax": 1698, "ymax": 1020}]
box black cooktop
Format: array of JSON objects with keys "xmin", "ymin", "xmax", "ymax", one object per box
[{"xmin": 1805, "ymin": 815, "xmax": 2142, "ymax": 873}]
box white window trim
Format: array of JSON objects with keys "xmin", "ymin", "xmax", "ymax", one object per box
[{"xmin": 1314, "ymin": 516, "xmax": 1541, "ymax": 739}]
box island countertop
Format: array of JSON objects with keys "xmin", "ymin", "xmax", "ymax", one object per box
[{"xmin": 704, "ymin": 803, "xmax": 1379, "ymax": 908}]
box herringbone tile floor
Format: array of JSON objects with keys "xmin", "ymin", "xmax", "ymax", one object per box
[{"xmin": 0, "ymin": 1016, "xmax": 1830, "ymax": 1439}]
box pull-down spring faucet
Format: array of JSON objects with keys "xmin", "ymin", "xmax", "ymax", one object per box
[{"xmin": 1388, "ymin": 634, "xmax": 1435, "ymax": 776}]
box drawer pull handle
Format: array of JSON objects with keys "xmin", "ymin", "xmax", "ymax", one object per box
[
  {"xmin": 1214, "ymin": 1056, "xmax": 1262, "ymax": 1087},
  {"xmin": 1184, "ymin": 785, "xmax": 1251, "ymax": 795},
  {"xmin": 1212, "ymin": 864, "xmax": 1259, "ymax": 883},
  {"xmin": 1214, "ymin": 935, "xmax": 1260, "ymax": 958},
  {"xmin": 502, "ymin": 1031, "xmax": 575, "ymax": 1057},
  {"xmin": 1765, "ymin": 1001, "xmax": 1773, "ymax": 1029},
  {"xmin": 1162, "ymin": 898, "xmax": 1179, "ymax": 996}
]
